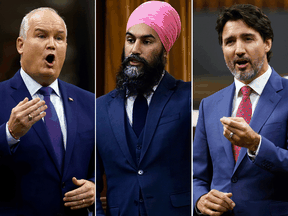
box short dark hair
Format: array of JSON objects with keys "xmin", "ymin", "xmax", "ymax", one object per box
[{"xmin": 216, "ymin": 4, "xmax": 274, "ymax": 62}]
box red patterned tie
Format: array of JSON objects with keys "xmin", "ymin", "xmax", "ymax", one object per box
[{"xmin": 234, "ymin": 86, "xmax": 252, "ymax": 161}]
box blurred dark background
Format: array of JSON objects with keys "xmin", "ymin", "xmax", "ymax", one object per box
[
  {"xmin": 0, "ymin": 0, "xmax": 94, "ymax": 93},
  {"xmin": 194, "ymin": 0, "xmax": 288, "ymax": 109}
]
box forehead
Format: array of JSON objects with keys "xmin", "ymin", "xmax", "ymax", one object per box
[
  {"xmin": 222, "ymin": 19, "xmax": 261, "ymax": 38},
  {"xmin": 127, "ymin": 23, "xmax": 160, "ymax": 40},
  {"xmin": 28, "ymin": 10, "xmax": 66, "ymax": 32}
]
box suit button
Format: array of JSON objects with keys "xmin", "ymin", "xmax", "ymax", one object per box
[
  {"xmin": 231, "ymin": 176, "xmax": 238, "ymax": 183},
  {"xmin": 62, "ymin": 182, "xmax": 65, "ymax": 188},
  {"xmin": 137, "ymin": 145, "xmax": 142, "ymax": 150},
  {"xmin": 139, "ymin": 199, "xmax": 144, "ymax": 203},
  {"xmin": 138, "ymin": 170, "xmax": 144, "ymax": 175}
]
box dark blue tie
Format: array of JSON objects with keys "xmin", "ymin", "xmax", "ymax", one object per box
[
  {"xmin": 38, "ymin": 87, "xmax": 64, "ymax": 171},
  {"xmin": 133, "ymin": 94, "xmax": 148, "ymax": 137}
]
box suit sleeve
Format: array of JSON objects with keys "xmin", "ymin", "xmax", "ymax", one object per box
[
  {"xmin": 96, "ymin": 147, "xmax": 106, "ymax": 216},
  {"xmin": 252, "ymin": 135, "xmax": 288, "ymax": 173},
  {"xmin": 0, "ymin": 123, "xmax": 13, "ymax": 156},
  {"xmin": 193, "ymin": 99, "xmax": 213, "ymax": 208}
]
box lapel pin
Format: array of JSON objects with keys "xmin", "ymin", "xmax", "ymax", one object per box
[{"xmin": 68, "ymin": 97, "xmax": 74, "ymax": 102}]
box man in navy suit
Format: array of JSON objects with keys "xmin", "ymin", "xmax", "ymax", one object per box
[
  {"xmin": 96, "ymin": 1, "xmax": 191, "ymax": 216},
  {"xmin": 194, "ymin": 4, "xmax": 288, "ymax": 216},
  {"xmin": 0, "ymin": 7, "xmax": 95, "ymax": 215}
]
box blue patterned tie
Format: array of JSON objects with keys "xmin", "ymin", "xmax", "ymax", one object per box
[
  {"xmin": 133, "ymin": 94, "xmax": 148, "ymax": 137},
  {"xmin": 38, "ymin": 87, "xmax": 64, "ymax": 171}
]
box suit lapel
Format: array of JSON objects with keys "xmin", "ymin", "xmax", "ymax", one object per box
[
  {"xmin": 108, "ymin": 91, "xmax": 137, "ymax": 169},
  {"xmin": 233, "ymin": 69, "xmax": 283, "ymax": 173},
  {"xmin": 218, "ymin": 84, "xmax": 236, "ymax": 167},
  {"xmin": 140, "ymin": 73, "xmax": 176, "ymax": 163},
  {"xmin": 59, "ymin": 81, "xmax": 78, "ymax": 177},
  {"xmin": 10, "ymin": 71, "xmax": 62, "ymax": 174}
]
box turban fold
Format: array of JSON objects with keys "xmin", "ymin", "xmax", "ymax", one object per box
[{"xmin": 126, "ymin": 1, "xmax": 181, "ymax": 52}]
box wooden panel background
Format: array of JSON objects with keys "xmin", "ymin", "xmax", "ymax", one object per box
[{"xmin": 194, "ymin": 0, "xmax": 288, "ymax": 11}]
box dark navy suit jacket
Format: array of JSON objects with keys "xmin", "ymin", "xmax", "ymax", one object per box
[
  {"xmin": 194, "ymin": 68, "xmax": 288, "ymax": 216},
  {"xmin": 0, "ymin": 70, "xmax": 95, "ymax": 216},
  {"xmin": 96, "ymin": 72, "xmax": 191, "ymax": 216}
]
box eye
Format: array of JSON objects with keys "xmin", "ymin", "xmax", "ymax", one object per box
[
  {"xmin": 143, "ymin": 40, "xmax": 152, "ymax": 45},
  {"xmin": 37, "ymin": 34, "xmax": 45, "ymax": 39},
  {"xmin": 225, "ymin": 40, "xmax": 234, "ymax": 46},
  {"xmin": 126, "ymin": 37, "xmax": 135, "ymax": 44},
  {"xmin": 56, "ymin": 36, "xmax": 63, "ymax": 41}
]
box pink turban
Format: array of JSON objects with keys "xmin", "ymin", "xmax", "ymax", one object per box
[{"xmin": 126, "ymin": 1, "xmax": 181, "ymax": 52}]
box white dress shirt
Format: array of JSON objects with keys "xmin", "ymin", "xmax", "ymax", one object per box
[
  {"xmin": 231, "ymin": 65, "xmax": 272, "ymax": 158},
  {"xmin": 6, "ymin": 68, "xmax": 67, "ymax": 149}
]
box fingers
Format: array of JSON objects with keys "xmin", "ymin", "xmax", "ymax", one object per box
[
  {"xmin": 10, "ymin": 97, "xmax": 46, "ymax": 124},
  {"xmin": 72, "ymin": 177, "xmax": 85, "ymax": 187},
  {"xmin": 220, "ymin": 117, "xmax": 246, "ymax": 129},
  {"xmin": 65, "ymin": 178, "xmax": 89, "ymax": 198},
  {"xmin": 224, "ymin": 193, "xmax": 233, "ymax": 198},
  {"xmin": 8, "ymin": 97, "xmax": 48, "ymax": 138},
  {"xmin": 64, "ymin": 190, "xmax": 94, "ymax": 210},
  {"xmin": 222, "ymin": 126, "xmax": 239, "ymax": 144},
  {"xmin": 63, "ymin": 178, "xmax": 95, "ymax": 210},
  {"xmin": 197, "ymin": 189, "xmax": 235, "ymax": 216},
  {"xmin": 29, "ymin": 103, "xmax": 47, "ymax": 123},
  {"xmin": 210, "ymin": 190, "xmax": 235, "ymax": 210},
  {"xmin": 24, "ymin": 99, "xmax": 46, "ymax": 119}
]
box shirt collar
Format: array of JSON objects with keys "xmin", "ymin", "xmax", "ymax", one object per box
[
  {"xmin": 234, "ymin": 65, "xmax": 272, "ymax": 96},
  {"xmin": 20, "ymin": 68, "xmax": 61, "ymax": 97}
]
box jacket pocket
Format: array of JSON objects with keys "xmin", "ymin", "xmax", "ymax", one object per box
[
  {"xmin": 170, "ymin": 191, "xmax": 191, "ymax": 207},
  {"xmin": 158, "ymin": 113, "xmax": 180, "ymax": 126}
]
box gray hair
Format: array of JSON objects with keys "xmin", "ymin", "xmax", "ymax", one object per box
[{"xmin": 19, "ymin": 7, "xmax": 68, "ymax": 40}]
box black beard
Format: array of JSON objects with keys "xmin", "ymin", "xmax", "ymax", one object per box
[{"xmin": 116, "ymin": 49, "xmax": 165, "ymax": 97}]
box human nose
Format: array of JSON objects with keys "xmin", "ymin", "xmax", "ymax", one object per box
[
  {"xmin": 235, "ymin": 41, "xmax": 245, "ymax": 56},
  {"xmin": 46, "ymin": 37, "xmax": 56, "ymax": 50},
  {"xmin": 131, "ymin": 40, "xmax": 141, "ymax": 55}
]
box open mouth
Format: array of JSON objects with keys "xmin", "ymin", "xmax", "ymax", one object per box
[
  {"xmin": 129, "ymin": 58, "xmax": 142, "ymax": 65},
  {"xmin": 234, "ymin": 58, "xmax": 250, "ymax": 69},
  {"xmin": 235, "ymin": 59, "xmax": 249, "ymax": 66},
  {"xmin": 45, "ymin": 54, "xmax": 55, "ymax": 65}
]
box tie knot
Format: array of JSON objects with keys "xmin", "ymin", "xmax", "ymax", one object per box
[
  {"xmin": 38, "ymin": 87, "xmax": 53, "ymax": 96},
  {"xmin": 241, "ymin": 86, "xmax": 251, "ymax": 97},
  {"xmin": 136, "ymin": 94, "xmax": 146, "ymax": 101}
]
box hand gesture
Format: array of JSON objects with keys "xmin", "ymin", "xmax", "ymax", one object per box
[
  {"xmin": 220, "ymin": 117, "xmax": 260, "ymax": 152},
  {"xmin": 8, "ymin": 97, "xmax": 47, "ymax": 139},
  {"xmin": 63, "ymin": 177, "xmax": 95, "ymax": 210},
  {"xmin": 197, "ymin": 189, "xmax": 235, "ymax": 216}
]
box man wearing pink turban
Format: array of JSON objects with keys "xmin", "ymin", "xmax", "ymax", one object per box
[{"xmin": 96, "ymin": 1, "xmax": 191, "ymax": 216}]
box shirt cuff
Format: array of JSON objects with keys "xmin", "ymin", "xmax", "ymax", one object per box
[
  {"xmin": 247, "ymin": 135, "xmax": 262, "ymax": 159},
  {"xmin": 6, "ymin": 122, "xmax": 20, "ymax": 147}
]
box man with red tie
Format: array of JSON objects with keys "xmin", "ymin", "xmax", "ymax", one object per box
[{"xmin": 194, "ymin": 4, "xmax": 288, "ymax": 216}]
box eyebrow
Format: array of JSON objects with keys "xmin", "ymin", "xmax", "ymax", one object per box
[
  {"xmin": 34, "ymin": 28, "xmax": 65, "ymax": 34},
  {"xmin": 126, "ymin": 32, "xmax": 155, "ymax": 39},
  {"xmin": 224, "ymin": 33, "xmax": 256, "ymax": 43}
]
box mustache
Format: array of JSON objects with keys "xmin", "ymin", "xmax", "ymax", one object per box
[{"xmin": 122, "ymin": 54, "xmax": 148, "ymax": 66}]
